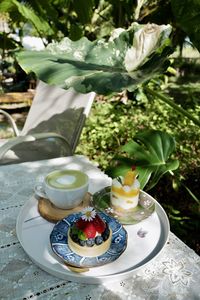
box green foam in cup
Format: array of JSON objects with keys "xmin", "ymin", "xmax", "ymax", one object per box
[{"xmin": 46, "ymin": 170, "xmax": 88, "ymax": 190}]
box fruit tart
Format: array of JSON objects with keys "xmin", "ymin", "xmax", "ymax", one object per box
[{"xmin": 68, "ymin": 207, "xmax": 112, "ymax": 257}]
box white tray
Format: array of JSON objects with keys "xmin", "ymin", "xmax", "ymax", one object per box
[{"xmin": 16, "ymin": 191, "xmax": 169, "ymax": 284}]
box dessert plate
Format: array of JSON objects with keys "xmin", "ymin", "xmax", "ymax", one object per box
[
  {"xmin": 50, "ymin": 212, "xmax": 127, "ymax": 268},
  {"xmin": 92, "ymin": 187, "xmax": 155, "ymax": 224},
  {"xmin": 16, "ymin": 194, "xmax": 169, "ymax": 284}
]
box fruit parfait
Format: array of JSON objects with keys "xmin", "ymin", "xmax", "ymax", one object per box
[
  {"xmin": 111, "ymin": 167, "xmax": 140, "ymax": 211},
  {"xmin": 68, "ymin": 207, "xmax": 112, "ymax": 257}
]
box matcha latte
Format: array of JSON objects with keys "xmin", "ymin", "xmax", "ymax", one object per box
[
  {"xmin": 46, "ymin": 170, "xmax": 88, "ymax": 190},
  {"xmin": 44, "ymin": 169, "xmax": 89, "ymax": 209}
]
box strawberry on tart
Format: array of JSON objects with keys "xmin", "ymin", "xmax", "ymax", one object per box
[{"xmin": 68, "ymin": 207, "xmax": 112, "ymax": 257}]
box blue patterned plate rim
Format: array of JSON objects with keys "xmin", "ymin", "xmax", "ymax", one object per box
[{"xmin": 50, "ymin": 211, "xmax": 127, "ymax": 268}]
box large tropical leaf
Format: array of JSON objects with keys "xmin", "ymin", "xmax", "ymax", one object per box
[
  {"xmin": 106, "ymin": 130, "xmax": 179, "ymax": 190},
  {"xmin": 17, "ymin": 22, "xmax": 172, "ymax": 95}
]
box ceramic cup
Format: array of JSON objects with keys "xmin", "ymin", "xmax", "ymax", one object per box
[{"xmin": 35, "ymin": 169, "xmax": 89, "ymax": 209}]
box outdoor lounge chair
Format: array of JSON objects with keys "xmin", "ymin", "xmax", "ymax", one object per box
[{"xmin": 0, "ymin": 81, "xmax": 95, "ymax": 165}]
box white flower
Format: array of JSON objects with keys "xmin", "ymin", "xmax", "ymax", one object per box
[{"xmin": 81, "ymin": 206, "xmax": 96, "ymax": 221}]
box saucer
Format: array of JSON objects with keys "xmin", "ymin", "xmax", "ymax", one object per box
[
  {"xmin": 91, "ymin": 186, "xmax": 155, "ymax": 225},
  {"xmin": 50, "ymin": 212, "xmax": 127, "ymax": 268}
]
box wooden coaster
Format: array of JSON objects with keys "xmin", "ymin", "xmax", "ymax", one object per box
[{"xmin": 38, "ymin": 192, "xmax": 91, "ymax": 223}]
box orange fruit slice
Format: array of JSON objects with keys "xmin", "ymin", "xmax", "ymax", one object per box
[{"xmin": 123, "ymin": 170, "xmax": 136, "ymax": 186}]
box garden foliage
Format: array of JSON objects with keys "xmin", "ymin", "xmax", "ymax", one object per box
[{"xmin": 106, "ymin": 130, "xmax": 179, "ymax": 190}]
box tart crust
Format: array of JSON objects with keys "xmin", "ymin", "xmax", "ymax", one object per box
[{"xmin": 68, "ymin": 229, "xmax": 112, "ymax": 257}]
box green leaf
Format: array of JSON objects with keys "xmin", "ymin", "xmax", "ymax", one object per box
[
  {"xmin": 171, "ymin": 0, "xmax": 200, "ymax": 51},
  {"xmin": 78, "ymin": 230, "xmax": 87, "ymax": 241},
  {"xmin": 0, "ymin": 33, "xmax": 21, "ymax": 49},
  {"xmin": 106, "ymin": 163, "xmax": 131, "ymax": 178},
  {"xmin": 0, "ymin": 0, "xmax": 15, "ymax": 11},
  {"xmin": 69, "ymin": 23, "xmax": 84, "ymax": 41},
  {"xmin": 17, "ymin": 22, "xmax": 172, "ymax": 95},
  {"xmin": 12, "ymin": 0, "xmax": 54, "ymax": 35},
  {"xmin": 73, "ymin": 0, "xmax": 94, "ymax": 24},
  {"xmin": 107, "ymin": 130, "xmax": 179, "ymax": 190}
]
